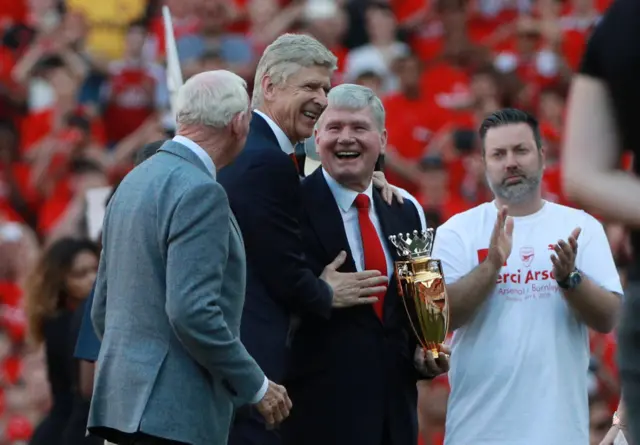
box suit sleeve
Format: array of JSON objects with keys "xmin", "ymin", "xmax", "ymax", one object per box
[
  {"xmin": 90, "ymin": 248, "xmax": 107, "ymax": 341},
  {"xmin": 228, "ymin": 153, "xmax": 333, "ymax": 318},
  {"xmin": 75, "ymin": 283, "xmax": 102, "ymax": 362},
  {"xmin": 165, "ymin": 181, "xmax": 265, "ymax": 406}
]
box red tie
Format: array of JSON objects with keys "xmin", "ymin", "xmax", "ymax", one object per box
[
  {"xmin": 354, "ymin": 194, "xmax": 387, "ymax": 321},
  {"xmin": 289, "ymin": 153, "xmax": 300, "ymax": 175}
]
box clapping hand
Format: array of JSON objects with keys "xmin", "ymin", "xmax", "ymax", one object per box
[
  {"xmin": 414, "ymin": 344, "xmax": 450, "ymax": 379},
  {"xmin": 254, "ymin": 380, "xmax": 292, "ymax": 429},
  {"xmin": 487, "ymin": 206, "xmax": 514, "ymax": 269},
  {"xmin": 550, "ymin": 227, "xmax": 581, "ymax": 282}
]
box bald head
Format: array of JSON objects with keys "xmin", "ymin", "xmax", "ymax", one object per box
[{"xmin": 175, "ymin": 70, "xmax": 250, "ymax": 129}]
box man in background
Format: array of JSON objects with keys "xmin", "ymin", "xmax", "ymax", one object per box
[{"xmin": 434, "ymin": 108, "xmax": 621, "ymax": 445}]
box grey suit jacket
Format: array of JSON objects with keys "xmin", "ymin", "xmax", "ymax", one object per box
[{"xmin": 89, "ymin": 140, "xmax": 265, "ymax": 445}]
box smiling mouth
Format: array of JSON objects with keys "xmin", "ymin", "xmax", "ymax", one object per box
[
  {"xmin": 336, "ymin": 151, "xmax": 361, "ymax": 159},
  {"xmin": 302, "ymin": 111, "xmax": 319, "ymax": 122}
]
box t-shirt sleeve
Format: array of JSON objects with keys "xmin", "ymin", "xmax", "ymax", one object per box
[
  {"xmin": 576, "ymin": 214, "xmax": 623, "ymax": 295},
  {"xmin": 579, "ymin": 0, "xmax": 637, "ymax": 79},
  {"xmin": 432, "ymin": 221, "xmax": 468, "ymax": 285},
  {"xmin": 578, "ymin": 13, "xmax": 607, "ymax": 78}
]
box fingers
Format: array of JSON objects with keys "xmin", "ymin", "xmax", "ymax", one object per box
[
  {"xmin": 382, "ymin": 186, "xmax": 393, "ymax": 205},
  {"xmin": 392, "ymin": 186, "xmax": 404, "ymax": 204},
  {"xmin": 492, "ymin": 206, "xmax": 508, "ymax": 238},
  {"xmin": 571, "ymin": 227, "xmax": 582, "ymax": 241},
  {"xmin": 436, "ymin": 352, "xmax": 450, "ymax": 373},
  {"xmin": 504, "ymin": 216, "xmax": 514, "ymax": 237},
  {"xmin": 422, "ymin": 348, "xmax": 439, "ymax": 373},
  {"xmin": 357, "ymin": 274, "xmax": 389, "ymax": 288},
  {"xmin": 263, "ymin": 384, "xmax": 292, "ymax": 429},
  {"xmin": 326, "ymin": 251, "xmax": 347, "ymax": 270},
  {"xmin": 439, "ymin": 343, "xmax": 451, "ymax": 355},
  {"xmin": 556, "ymin": 239, "xmax": 573, "ymax": 259},
  {"xmin": 333, "ymin": 295, "xmax": 379, "ymax": 308},
  {"xmin": 358, "ymin": 286, "xmax": 387, "ymax": 297},
  {"xmin": 353, "ymin": 269, "xmax": 384, "ymax": 280}
]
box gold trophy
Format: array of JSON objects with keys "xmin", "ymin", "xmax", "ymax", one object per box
[{"xmin": 389, "ymin": 229, "xmax": 449, "ymax": 359}]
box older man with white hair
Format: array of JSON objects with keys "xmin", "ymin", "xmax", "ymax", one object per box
[
  {"xmin": 87, "ymin": 70, "xmax": 291, "ymax": 445},
  {"xmin": 219, "ymin": 33, "xmax": 399, "ymax": 445}
]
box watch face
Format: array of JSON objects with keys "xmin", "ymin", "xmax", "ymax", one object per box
[{"xmin": 570, "ymin": 271, "xmax": 582, "ymax": 288}]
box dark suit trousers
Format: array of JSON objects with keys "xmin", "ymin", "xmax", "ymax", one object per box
[
  {"xmin": 619, "ymin": 280, "xmax": 640, "ymax": 444},
  {"xmin": 228, "ymin": 406, "xmax": 281, "ymax": 445},
  {"xmin": 101, "ymin": 431, "xmax": 187, "ymax": 445}
]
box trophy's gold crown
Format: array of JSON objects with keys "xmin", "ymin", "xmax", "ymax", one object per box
[{"xmin": 389, "ymin": 229, "xmax": 435, "ymax": 260}]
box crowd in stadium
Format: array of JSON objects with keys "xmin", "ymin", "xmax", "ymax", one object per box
[{"xmin": 0, "ymin": 0, "xmax": 627, "ymax": 443}]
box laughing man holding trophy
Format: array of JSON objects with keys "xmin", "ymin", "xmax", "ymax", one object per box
[{"xmin": 281, "ymin": 84, "xmax": 450, "ymax": 445}]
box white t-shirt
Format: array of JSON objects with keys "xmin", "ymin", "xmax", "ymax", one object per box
[{"xmin": 432, "ymin": 201, "xmax": 622, "ymax": 445}]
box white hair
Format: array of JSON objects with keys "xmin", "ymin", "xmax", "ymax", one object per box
[
  {"xmin": 324, "ymin": 84, "xmax": 386, "ymax": 131},
  {"xmin": 175, "ymin": 70, "xmax": 249, "ymax": 129},
  {"xmin": 252, "ymin": 33, "xmax": 337, "ymax": 108}
]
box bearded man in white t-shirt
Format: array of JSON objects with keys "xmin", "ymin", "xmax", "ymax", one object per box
[{"xmin": 432, "ymin": 108, "xmax": 623, "ymax": 445}]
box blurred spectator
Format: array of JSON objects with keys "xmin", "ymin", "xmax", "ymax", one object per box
[
  {"xmin": 24, "ymin": 237, "xmax": 98, "ymax": 445},
  {"xmin": 101, "ymin": 20, "xmax": 168, "ymax": 145},
  {"xmin": 416, "ymin": 156, "xmax": 470, "ymax": 224},
  {"xmin": 66, "ymin": 0, "xmax": 147, "ymax": 60},
  {"xmin": 178, "ymin": 1, "xmax": 255, "ymax": 80},
  {"xmin": 345, "ymin": 2, "xmax": 408, "ymax": 93},
  {"xmin": 301, "ymin": 0, "xmax": 349, "ymax": 83}
]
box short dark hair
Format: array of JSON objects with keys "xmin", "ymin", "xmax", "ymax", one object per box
[{"xmin": 478, "ymin": 108, "xmax": 542, "ymax": 153}]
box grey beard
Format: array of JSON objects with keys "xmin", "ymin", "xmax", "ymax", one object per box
[{"xmin": 489, "ymin": 171, "xmax": 542, "ymax": 204}]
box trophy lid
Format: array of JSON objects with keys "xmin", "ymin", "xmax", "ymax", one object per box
[{"xmin": 389, "ymin": 229, "xmax": 435, "ymax": 260}]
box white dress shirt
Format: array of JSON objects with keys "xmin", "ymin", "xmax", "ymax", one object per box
[
  {"xmin": 253, "ymin": 109, "xmax": 295, "ymax": 155},
  {"xmin": 172, "ymin": 135, "xmax": 269, "ymax": 404},
  {"xmin": 322, "ymin": 169, "xmax": 427, "ymax": 278},
  {"xmin": 173, "ymin": 135, "xmax": 216, "ymax": 178}
]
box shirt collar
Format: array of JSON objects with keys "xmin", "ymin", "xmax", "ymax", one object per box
[
  {"xmin": 254, "ymin": 109, "xmax": 295, "ymax": 155},
  {"xmin": 173, "ymin": 135, "xmax": 216, "ymax": 179},
  {"xmin": 322, "ymin": 168, "xmax": 373, "ymax": 213}
]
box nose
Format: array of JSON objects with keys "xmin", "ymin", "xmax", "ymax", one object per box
[
  {"xmin": 337, "ymin": 127, "xmax": 356, "ymax": 145},
  {"xmin": 314, "ymin": 90, "xmax": 328, "ymax": 109},
  {"xmin": 504, "ymin": 151, "xmax": 519, "ymax": 170}
]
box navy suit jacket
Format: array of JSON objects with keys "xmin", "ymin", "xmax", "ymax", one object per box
[
  {"xmin": 217, "ymin": 112, "xmax": 333, "ymax": 384},
  {"xmin": 74, "ymin": 284, "xmax": 101, "ymax": 362},
  {"xmin": 282, "ymin": 169, "xmax": 423, "ymax": 445}
]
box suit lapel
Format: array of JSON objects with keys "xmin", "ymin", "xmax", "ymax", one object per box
[
  {"xmin": 372, "ymin": 190, "xmax": 406, "ymax": 264},
  {"xmin": 302, "ymin": 170, "xmax": 357, "ymax": 272}
]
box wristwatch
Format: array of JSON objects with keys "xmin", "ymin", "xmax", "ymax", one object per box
[{"xmin": 557, "ymin": 268, "xmax": 582, "ymax": 290}]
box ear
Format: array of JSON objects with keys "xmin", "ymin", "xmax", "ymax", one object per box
[
  {"xmin": 314, "ymin": 127, "xmax": 320, "ymax": 152},
  {"xmin": 380, "ymin": 128, "xmax": 388, "ymax": 152},
  {"xmin": 230, "ymin": 112, "xmax": 245, "ymax": 137},
  {"xmin": 261, "ymin": 75, "xmax": 276, "ymax": 102},
  {"xmin": 540, "ymin": 145, "xmax": 546, "ymax": 171}
]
